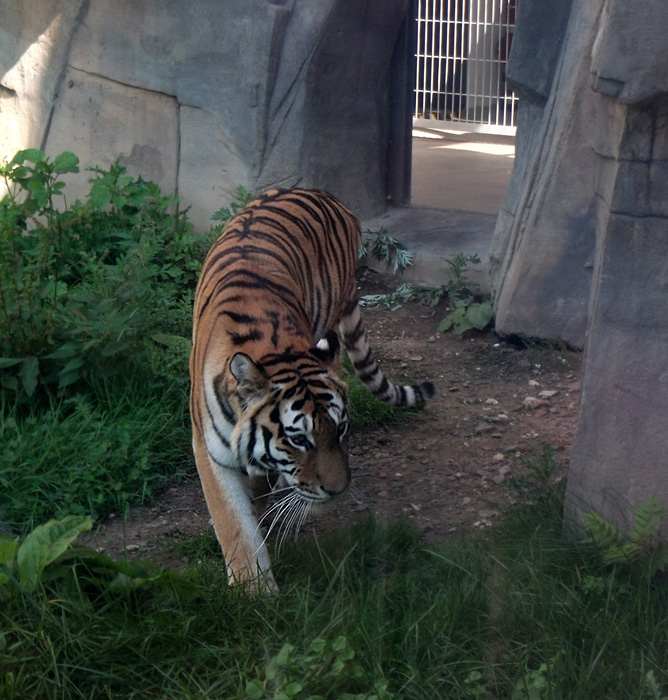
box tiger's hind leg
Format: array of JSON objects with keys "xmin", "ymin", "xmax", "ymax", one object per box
[
  {"xmin": 192, "ymin": 433, "xmax": 278, "ymax": 593},
  {"xmin": 339, "ymin": 300, "xmax": 435, "ymax": 406}
]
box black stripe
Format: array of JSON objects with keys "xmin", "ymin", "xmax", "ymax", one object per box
[
  {"xmin": 357, "ymin": 366, "xmax": 381, "ymax": 384},
  {"xmin": 222, "ymin": 310, "xmax": 260, "ymax": 324},
  {"xmin": 352, "ymin": 348, "xmax": 374, "ymax": 371},
  {"xmin": 229, "ymin": 329, "xmax": 264, "ymax": 345},
  {"xmin": 213, "ymin": 374, "xmax": 237, "ymax": 424},
  {"xmin": 373, "ymin": 376, "xmax": 391, "ymax": 397},
  {"xmin": 343, "ymin": 319, "xmax": 365, "ymax": 346}
]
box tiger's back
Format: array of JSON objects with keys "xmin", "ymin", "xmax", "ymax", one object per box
[
  {"xmin": 190, "ymin": 188, "xmax": 434, "ymax": 592},
  {"xmin": 192, "ymin": 188, "xmax": 360, "ymax": 361}
]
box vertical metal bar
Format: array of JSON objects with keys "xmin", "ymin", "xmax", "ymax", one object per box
[
  {"xmin": 472, "ymin": 0, "xmax": 479, "ymax": 124},
  {"xmin": 429, "ymin": 0, "xmax": 436, "ymax": 118},
  {"xmin": 436, "ymin": 0, "xmax": 442, "ymax": 117},
  {"xmin": 414, "ymin": 0, "xmax": 420, "ymax": 117},
  {"xmin": 459, "ymin": 0, "xmax": 474, "ymax": 121}
]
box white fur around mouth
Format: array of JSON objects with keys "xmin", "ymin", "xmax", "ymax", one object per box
[{"xmin": 252, "ymin": 486, "xmax": 342, "ymax": 558}]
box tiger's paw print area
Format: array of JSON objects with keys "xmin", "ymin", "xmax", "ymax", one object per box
[{"xmin": 84, "ymin": 270, "xmax": 581, "ymax": 570}]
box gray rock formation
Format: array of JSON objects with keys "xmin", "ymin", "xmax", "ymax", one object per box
[
  {"xmin": 489, "ymin": 0, "xmax": 594, "ymax": 348},
  {"xmin": 491, "ymin": 0, "xmax": 668, "ymax": 535},
  {"xmin": 0, "ymin": 0, "xmax": 411, "ymax": 230}
]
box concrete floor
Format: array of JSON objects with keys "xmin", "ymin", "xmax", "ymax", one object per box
[
  {"xmin": 361, "ymin": 129, "xmax": 515, "ymax": 292},
  {"xmin": 411, "ymin": 129, "xmax": 515, "ymax": 215}
]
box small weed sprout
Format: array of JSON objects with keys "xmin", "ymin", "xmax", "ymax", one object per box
[
  {"xmin": 210, "ymin": 185, "xmax": 252, "ymax": 229},
  {"xmin": 245, "ymin": 636, "xmax": 395, "ymax": 700},
  {"xmin": 358, "ymin": 243, "xmax": 494, "ymax": 333},
  {"xmin": 437, "ymin": 252, "xmax": 494, "ymax": 334},
  {"xmin": 359, "ymin": 227, "xmax": 414, "ymax": 273}
]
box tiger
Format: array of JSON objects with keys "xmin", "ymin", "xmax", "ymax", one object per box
[{"xmin": 189, "ymin": 187, "xmax": 434, "ymax": 592}]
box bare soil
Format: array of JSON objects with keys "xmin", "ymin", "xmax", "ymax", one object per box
[{"xmin": 83, "ymin": 269, "xmax": 581, "ymax": 570}]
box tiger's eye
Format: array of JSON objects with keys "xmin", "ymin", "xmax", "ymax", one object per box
[{"xmin": 288, "ymin": 434, "xmax": 311, "ymax": 449}]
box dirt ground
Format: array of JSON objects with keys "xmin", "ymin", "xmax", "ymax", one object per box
[{"xmin": 84, "ymin": 269, "xmax": 582, "ymax": 570}]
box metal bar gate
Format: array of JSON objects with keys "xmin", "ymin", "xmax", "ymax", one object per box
[{"xmin": 414, "ymin": 0, "xmax": 518, "ymax": 135}]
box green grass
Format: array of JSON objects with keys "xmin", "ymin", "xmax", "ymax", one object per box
[
  {"xmin": 342, "ymin": 362, "xmax": 421, "ymax": 430},
  {"xmin": 3, "ymin": 469, "xmax": 668, "ymax": 700},
  {"xmin": 0, "ymin": 374, "xmax": 191, "ymax": 532}
]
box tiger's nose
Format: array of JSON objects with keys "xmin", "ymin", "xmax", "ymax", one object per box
[{"xmin": 319, "ymin": 463, "xmax": 350, "ymax": 497}]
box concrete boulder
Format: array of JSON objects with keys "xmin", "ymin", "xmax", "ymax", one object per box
[
  {"xmin": 0, "ymin": 0, "xmax": 411, "ymax": 229},
  {"xmin": 490, "ymin": 0, "xmax": 668, "ymax": 535}
]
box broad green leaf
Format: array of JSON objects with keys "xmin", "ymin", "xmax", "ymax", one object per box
[
  {"xmin": 53, "ymin": 151, "xmax": 79, "ymax": 174},
  {"xmin": 283, "ymin": 682, "xmax": 302, "ymax": 696},
  {"xmin": 649, "ymin": 544, "xmax": 668, "ymax": 575},
  {"xmin": 437, "ymin": 302, "xmax": 466, "ymax": 333},
  {"xmin": 0, "ymin": 375, "xmax": 19, "ymax": 392},
  {"xmin": 20, "ymin": 356, "xmax": 39, "ymax": 397},
  {"xmin": 57, "ymin": 368, "xmax": 85, "ymax": 389},
  {"xmin": 466, "ymin": 300, "xmax": 494, "ymax": 330},
  {"xmin": 15, "ymin": 148, "xmax": 45, "ymax": 165},
  {"xmin": 0, "ymin": 357, "xmax": 22, "ymax": 369},
  {"xmin": 59, "ymin": 356, "xmax": 86, "ymax": 374},
  {"xmin": 116, "ymin": 175, "xmax": 134, "ymax": 188},
  {"xmin": 100, "ymin": 340, "xmax": 132, "ymax": 357},
  {"xmin": 8, "ymin": 164, "xmax": 30, "ymax": 180},
  {"xmin": 333, "ymin": 635, "xmax": 349, "ymax": 653},
  {"xmin": 245, "ymin": 680, "xmax": 265, "ymax": 700},
  {"xmin": 45, "ymin": 341, "xmax": 81, "ymax": 359},
  {"xmin": 25, "ymin": 179, "xmax": 46, "ymax": 192},
  {"xmin": 17, "ymin": 515, "xmax": 93, "ymax": 593},
  {"xmin": 88, "ymin": 184, "xmax": 112, "ymax": 210},
  {"xmin": 0, "ymin": 537, "xmax": 19, "ymax": 566}
]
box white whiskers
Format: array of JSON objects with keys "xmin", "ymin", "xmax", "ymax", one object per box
[{"xmin": 254, "ymin": 488, "xmax": 314, "ymax": 558}]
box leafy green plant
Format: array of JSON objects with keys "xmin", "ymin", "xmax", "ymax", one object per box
[
  {"xmin": 0, "ymin": 148, "xmax": 212, "ymax": 529},
  {"xmin": 462, "ymin": 670, "xmax": 488, "ymax": 699},
  {"xmin": 581, "ymin": 494, "xmax": 668, "ymax": 575},
  {"xmin": 0, "ymin": 149, "xmax": 208, "ymax": 397},
  {"xmin": 0, "ymin": 515, "xmax": 192, "ymax": 609},
  {"xmin": 438, "ymin": 297, "xmax": 494, "ymax": 334},
  {"xmin": 0, "ymin": 515, "xmax": 92, "ymax": 596},
  {"xmin": 359, "ymin": 227, "xmax": 414, "ymax": 273},
  {"xmin": 444, "ymin": 252, "xmax": 482, "ymax": 297},
  {"xmin": 211, "ymin": 184, "xmax": 252, "ymax": 229},
  {"xmin": 511, "ymin": 656, "xmax": 560, "ymax": 700},
  {"xmin": 435, "ymin": 252, "xmax": 494, "ymax": 334},
  {"xmin": 507, "ymin": 445, "xmax": 565, "ymax": 517},
  {"xmin": 358, "ymin": 246, "xmax": 494, "ymax": 334},
  {"xmin": 645, "ymin": 671, "xmax": 668, "ymax": 700},
  {"xmin": 359, "ymin": 282, "xmax": 418, "ymax": 311},
  {"xmin": 245, "ymin": 636, "xmax": 394, "ymax": 700}
]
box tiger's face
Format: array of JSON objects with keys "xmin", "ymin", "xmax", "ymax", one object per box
[{"xmin": 229, "ymin": 343, "xmax": 351, "ymax": 505}]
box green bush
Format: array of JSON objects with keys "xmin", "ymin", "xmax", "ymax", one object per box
[
  {"xmin": 0, "ymin": 148, "xmax": 212, "ymax": 397},
  {"xmin": 0, "ymin": 149, "xmax": 212, "ymax": 529}
]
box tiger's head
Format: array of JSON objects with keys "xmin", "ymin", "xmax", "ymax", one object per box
[{"xmin": 228, "ymin": 330, "xmax": 351, "ymax": 506}]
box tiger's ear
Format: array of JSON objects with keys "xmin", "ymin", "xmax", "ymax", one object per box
[
  {"xmin": 230, "ymin": 353, "xmax": 270, "ymax": 406},
  {"xmin": 311, "ymin": 329, "xmax": 341, "ymax": 370}
]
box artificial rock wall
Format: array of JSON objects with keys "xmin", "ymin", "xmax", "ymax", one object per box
[
  {"xmin": 0, "ymin": 0, "xmax": 412, "ymax": 230},
  {"xmin": 490, "ymin": 0, "xmax": 668, "ymax": 534}
]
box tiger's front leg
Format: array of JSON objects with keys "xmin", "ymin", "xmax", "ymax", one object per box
[{"xmin": 192, "ymin": 432, "xmax": 278, "ymax": 593}]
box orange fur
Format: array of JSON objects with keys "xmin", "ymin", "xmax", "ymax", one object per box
[{"xmin": 190, "ymin": 188, "xmax": 433, "ymax": 591}]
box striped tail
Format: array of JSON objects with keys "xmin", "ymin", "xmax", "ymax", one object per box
[{"xmin": 338, "ymin": 302, "xmax": 435, "ymax": 407}]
